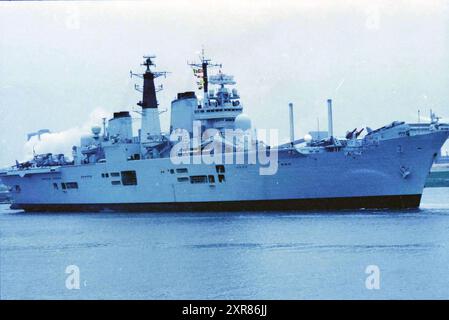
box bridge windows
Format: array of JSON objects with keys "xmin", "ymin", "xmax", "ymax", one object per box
[
  {"xmin": 216, "ymin": 165, "xmax": 225, "ymax": 173},
  {"xmin": 186, "ymin": 175, "xmax": 219, "ymax": 184},
  {"xmin": 177, "ymin": 177, "xmax": 189, "ymax": 182},
  {"xmin": 102, "ymin": 171, "xmax": 139, "ymax": 186},
  {"xmin": 128, "ymin": 154, "xmax": 140, "ymax": 161},
  {"xmin": 121, "ymin": 170, "xmax": 137, "ymax": 186},
  {"xmin": 190, "ymin": 175, "xmax": 208, "ymax": 184},
  {"xmin": 176, "ymin": 168, "xmax": 188, "ymax": 174},
  {"xmin": 61, "ymin": 182, "xmax": 78, "ymax": 189},
  {"xmin": 66, "ymin": 182, "xmax": 78, "ymax": 189},
  {"xmin": 218, "ymin": 174, "xmax": 226, "ymax": 183}
]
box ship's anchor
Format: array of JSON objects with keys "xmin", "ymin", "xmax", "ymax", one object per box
[{"xmin": 400, "ymin": 166, "xmax": 411, "ymax": 179}]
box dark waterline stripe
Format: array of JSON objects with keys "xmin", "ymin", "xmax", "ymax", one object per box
[{"xmin": 10, "ymin": 194, "xmax": 422, "ymax": 212}]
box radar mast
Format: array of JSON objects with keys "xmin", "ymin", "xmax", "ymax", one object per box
[
  {"xmin": 188, "ymin": 49, "xmax": 222, "ymax": 101},
  {"xmin": 130, "ymin": 55, "xmax": 169, "ymax": 152},
  {"xmin": 130, "ymin": 55, "xmax": 168, "ymax": 109}
]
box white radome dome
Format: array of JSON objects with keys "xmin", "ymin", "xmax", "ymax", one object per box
[
  {"xmin": 234, "ymin": 113, "xmax": 252, "ymax": 131},
  {"xmin": 91, "ymin": 126, "xmax": 102, "ymax": 135},
  {"xmin": 304, "ymin": 134, "xmax": 313, "ymax": 142}
]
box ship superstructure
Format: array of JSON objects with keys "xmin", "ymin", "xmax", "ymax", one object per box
[{"xmin": 1, "ymin": 52, "xmax": 448, "ymax": 212}]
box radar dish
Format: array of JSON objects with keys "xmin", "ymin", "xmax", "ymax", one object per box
[{"xmin": 234, "ymin": 114, "xmax": 252, "ymax": 131}]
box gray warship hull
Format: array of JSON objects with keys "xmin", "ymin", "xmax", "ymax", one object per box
[{"xmin": 3, "ymin": 130, "xmax": 447, "ymax": 212}]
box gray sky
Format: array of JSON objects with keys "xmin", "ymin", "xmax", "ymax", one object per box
[{"xmin": 1, "ymin": 0, "xmax": 448, "ymax": 167}]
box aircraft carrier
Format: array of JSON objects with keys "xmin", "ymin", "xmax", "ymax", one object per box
[{"xmin": 1, "ymin": 53, "xmax": 448, "ymax": 212}]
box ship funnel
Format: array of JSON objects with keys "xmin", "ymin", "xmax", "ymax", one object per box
[
  {"xmin": 327, "ymin": 99, "xmax": 333, "ymax": 138},
  {"xmin": 289, "ymin": 103, "xmax": 295, "ymax": 142},
  {"xmin": 108, "ymin": 111, "xmax": 133, "ymax": 141}
]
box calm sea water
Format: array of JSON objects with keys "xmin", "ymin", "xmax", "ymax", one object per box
[{"xmin": 1, "ymin": 188, "xmax": 449, "ymax": 300}]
